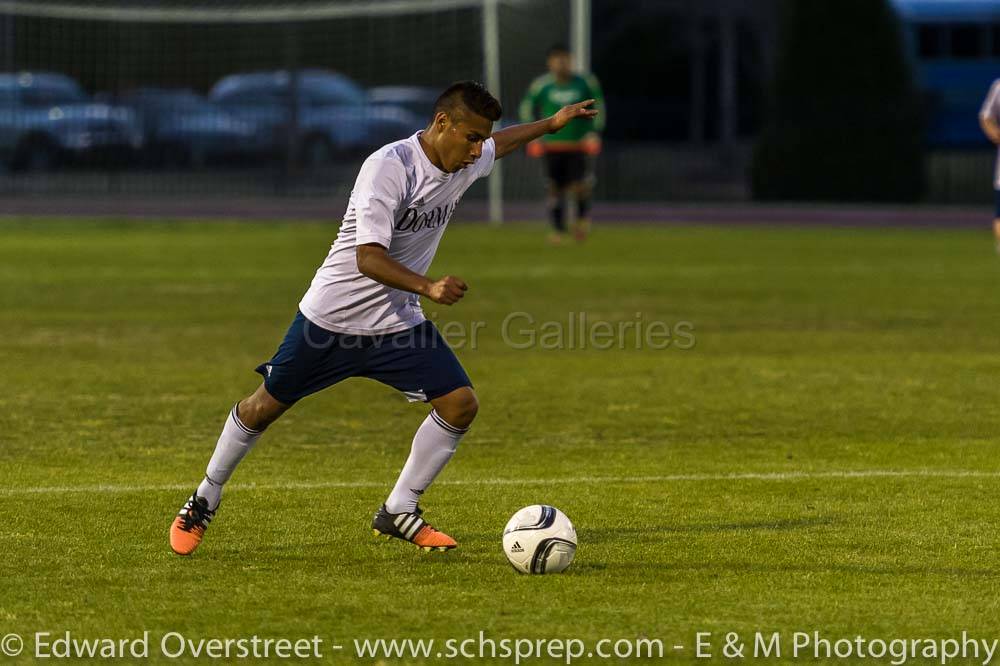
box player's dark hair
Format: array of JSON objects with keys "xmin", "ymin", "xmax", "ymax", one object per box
[
  {"xmin": 433, "ymin": 80, "xmax": 502, "ymax": 122},
  {"xmin": 547, "ymin": 43, "xmax": 570, "ymax": 57}
]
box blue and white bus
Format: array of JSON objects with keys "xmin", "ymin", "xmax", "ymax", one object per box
[{"xmin": 891, "ymin": 0, "xmax": 1000, "ymax": 148}]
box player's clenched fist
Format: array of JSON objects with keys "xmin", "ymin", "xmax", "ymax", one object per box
[{"xmin": 426, "ymin": 275, "xmax": 468, "ymax": 305}]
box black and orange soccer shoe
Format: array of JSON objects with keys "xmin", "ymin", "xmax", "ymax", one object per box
[
  {"xmin": 372, "ymin": 505, "xmax": 457, "ymax": 552},
  {"xmin": 169, "ymin": 492, "xmax": 216, "ymax": 556}
]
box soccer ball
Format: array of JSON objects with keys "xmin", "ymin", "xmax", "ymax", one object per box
[{"xmin": 502, "ymin": 505, "xmax": 577, "ymax": 574}]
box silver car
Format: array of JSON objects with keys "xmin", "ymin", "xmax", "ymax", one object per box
[{"xmin": 0, "ymin": 72, "xmax": 143, "ymax": 171}]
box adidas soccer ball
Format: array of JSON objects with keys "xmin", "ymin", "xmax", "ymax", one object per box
[{"xmin": 502, "ymin": 505, "xmax": 577, "ymax": 574}]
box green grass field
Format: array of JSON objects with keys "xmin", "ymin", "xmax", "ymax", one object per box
[{"xmin": 2, "ymin": 217, "xmax": 1000, "ymax": 664}]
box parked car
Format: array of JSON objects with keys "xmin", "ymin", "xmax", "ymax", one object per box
[
  {"xmin": 208, "ymin": 69, "xmax": 422, "ymax": 165},
  {"xmin": 106, "ymin": 88, "xmax": 260, "ymax": 167},
  {"xmin": 0, "ymin": 72, "xmax": 142, "ymax": 171},
  {"xmin": 367, "ymin": 85, "xmax": 439, "ymax": 122}
]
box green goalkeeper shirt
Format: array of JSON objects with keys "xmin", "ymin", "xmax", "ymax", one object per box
[{"xmin": 518, "ymin": 72, "xmax": 605, "ymax": 148}]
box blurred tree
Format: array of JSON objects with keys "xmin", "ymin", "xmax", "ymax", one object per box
[{"xmin": 750, "ymin": 0, "xmax": 925, "ymax": 202}]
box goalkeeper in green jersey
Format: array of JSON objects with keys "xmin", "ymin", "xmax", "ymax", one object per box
[{"xmin": 519, "ymin": 43, "xmax": 605, "ymax": 243}]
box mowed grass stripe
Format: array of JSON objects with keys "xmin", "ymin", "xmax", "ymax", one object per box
[{"xmin": 5, "ymin": 468, "xmax": 1000, "ymax": 495}]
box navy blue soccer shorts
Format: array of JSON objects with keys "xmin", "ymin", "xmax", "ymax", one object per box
[{"xmin": 255, "ymin": 311, "xmax": 472, "ymax": 405}]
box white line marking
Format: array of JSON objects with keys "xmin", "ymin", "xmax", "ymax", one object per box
[{"xmin": 1, "ymin": 469, "xmax": 997, "ymax": 496}]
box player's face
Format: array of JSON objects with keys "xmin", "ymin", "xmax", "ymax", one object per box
[
  {"xmin": 547, "ymin": 52, "xmax": 572, "ymax": 78},
  {"xmin": 437, "ymin": 111, "xmax": 493, "ymax": 173}
]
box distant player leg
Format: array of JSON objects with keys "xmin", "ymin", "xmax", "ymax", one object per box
[
  {"xmin": 545, "ymin": 153, "xmax": 570, "ymax": 244},
  {"xmin": 565, "ymin": 152, "xmax": 592, "ymax": 242},
  {"xmin": 571, "ymin": 180, "xmax": 592, "ymax": 242},
  {"xmin": 170, "ymin": 385, "xmax": 289, "ymax": 556},
  {"xmin": 547, "ymin": 183, "xmax": 567, "ymax": 244}
]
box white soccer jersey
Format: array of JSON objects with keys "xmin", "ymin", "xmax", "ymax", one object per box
[
  {"xmin": 298, "ymin": 131, "xmax": 496, "ymax": 335},
  {"xmin": 980, "ymin": 79, "xmax": 1000, "ymax": 188}
]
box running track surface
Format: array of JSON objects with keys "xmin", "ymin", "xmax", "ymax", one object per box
[{"xmin": 0, "ymin": 198, "xmax": 989, "ymax": 228}]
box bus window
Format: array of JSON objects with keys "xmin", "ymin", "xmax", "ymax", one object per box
[
  {"xmin": 950, "ymin": 23, "xmax": 982, "ymax": 58},
  {"xmin": 918, "ymin": 24, "xmax": 945, "ymax": 58}
]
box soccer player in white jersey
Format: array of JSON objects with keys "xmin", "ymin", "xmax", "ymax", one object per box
[
  {"xmin": 979, "ymin": 78, "xmax": 1000, "ymax": 253},
  {"xmin": 170, "ymin": 81, "xmax": 597, "ymax": 555}
]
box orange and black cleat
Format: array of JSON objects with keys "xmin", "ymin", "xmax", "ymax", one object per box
[
  {"xmin": 372, "ymin": 505, "xmax": 457, "ymax": 552},
  {"xmin": 170, "ymin": 493, "xmax": 216, "ymax": 556}
]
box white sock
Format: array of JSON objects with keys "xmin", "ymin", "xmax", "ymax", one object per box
[
  {"xmin": 385, "ymin": 410, "xmax": 468, "ymax": 514},
  {"xmin": 196, "ymin": 403, "xmax": 263, "ymax": 510}
]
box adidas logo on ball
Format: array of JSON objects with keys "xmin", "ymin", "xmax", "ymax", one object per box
[{"xmin": 510, "ymin": 541, "xmax": 524, "ymax": 553}]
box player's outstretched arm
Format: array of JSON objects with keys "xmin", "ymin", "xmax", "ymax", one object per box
[
  {"xmin": 357, "ymin": 243, "xmax": 467, "ymax": 305},
  {"xmin": 492, "ymin": 99, "xmax": 599, "ymax": 159}
]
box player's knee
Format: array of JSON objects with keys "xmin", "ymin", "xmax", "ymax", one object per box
[
  {"xmin": 461, "ymin": 390, "xmax": 479, "ymax": 425},
  {"xmin": 436, "ymin": 387, "xmax": 478, "ymax": 430},
  {"xmin": 453, "ymin": 390, "xmax": 478, "ymax": 429},
  {"xmin": 238, "ymin": 387, "xmax": 289, "ymax": 431}
]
